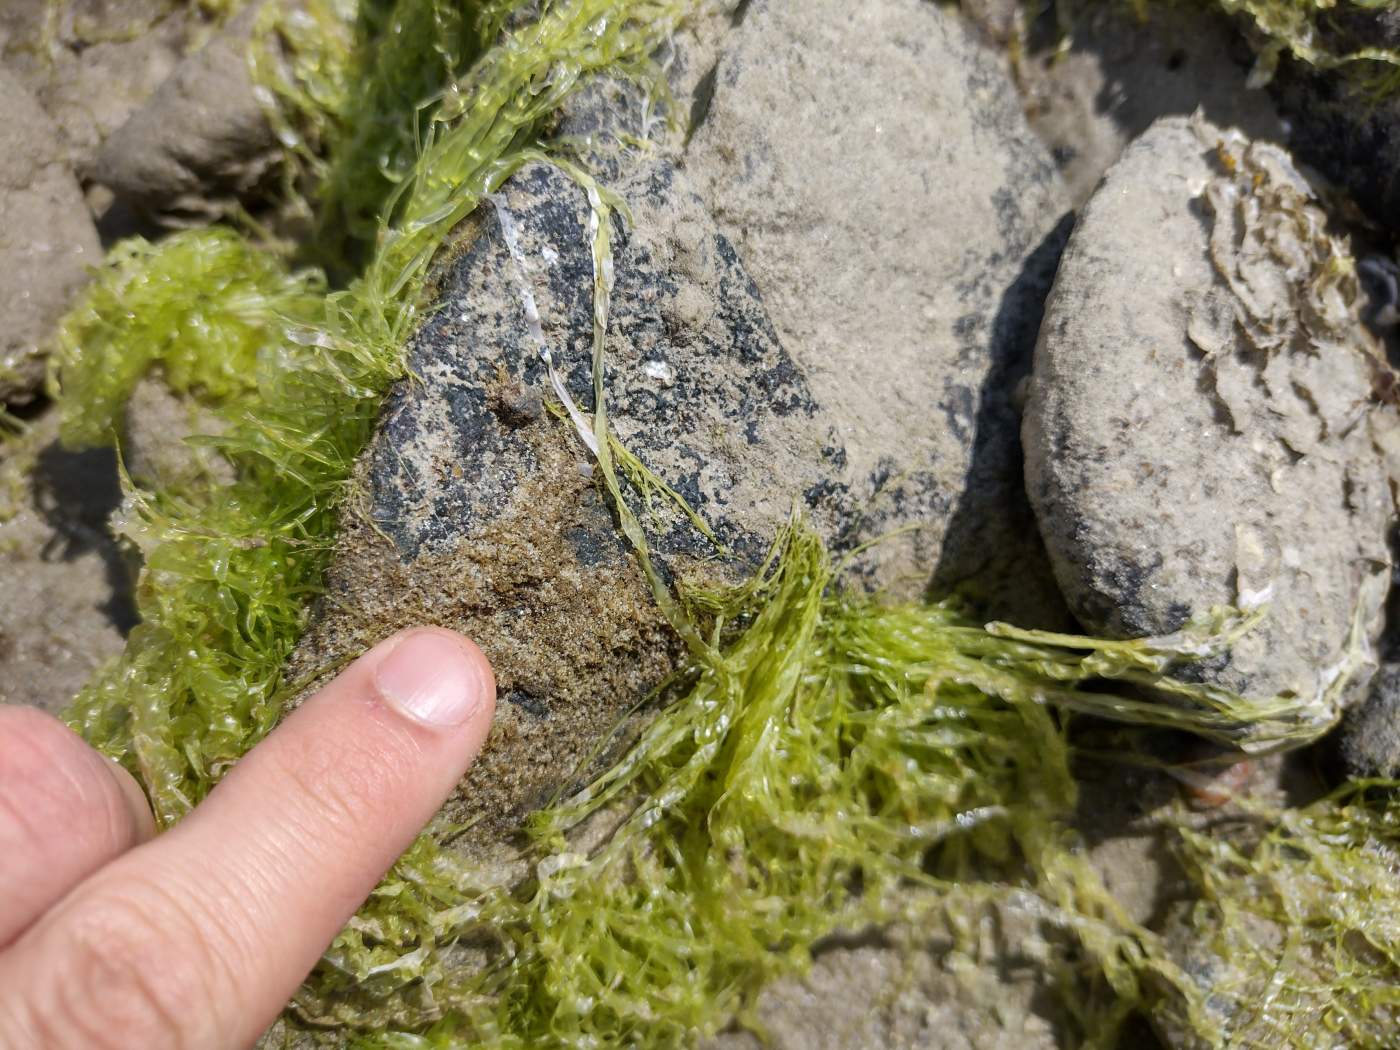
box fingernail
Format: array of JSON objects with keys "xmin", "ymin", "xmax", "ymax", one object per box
[{"xmin": 374, "ymin": 630, "xmax": 486, "ymax": 728}]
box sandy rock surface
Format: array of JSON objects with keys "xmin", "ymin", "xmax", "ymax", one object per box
[
  {"xmin": 0, "ymin": 68, "xmax": 102, "ymax": 403},
  {"xmin": 92, "ymin": 2, "xmax": 278, "ymax": 220},
  {"xmin": 1009, "ymin": 0, "xmax": 1284, "ymax": 207},
  {"xmin": 0, "ymin": 413, "xmax": 133, "ymax": 714},
  {"xmin": 1024, "ymin": 115, "xmax": 1399, "ymax": 733},
  {"xmin": 0, "ymin": 0, "xmax": 191, "ymax": 175},
  {"xmin": 685, "ymin": 0, "xmax": 1071, "ymax": 623},
  {"xmin": 702, "ymin": 905, "xmax": 1069, "ymax": 1050}
]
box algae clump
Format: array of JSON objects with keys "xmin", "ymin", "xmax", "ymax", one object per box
[{"xmin": 43, "ymin": 0, "xmax": 1400, "ymax": 1046}]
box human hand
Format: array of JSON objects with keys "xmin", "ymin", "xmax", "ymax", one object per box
[{"xmin": 0, "ymin": 627, "xmax": 495, "ymax": 1050}]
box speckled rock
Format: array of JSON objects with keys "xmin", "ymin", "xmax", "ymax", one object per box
[
  {"xmin": 1024, "ymin": 115, "xmax": 1399, "ymax": 737},
  {"xmin": 289, "ymin": 157, "xmax": 841, "ymax": 856},
  {"xmin": 0, "ymin": 68, "xmax": 102, "ymax": 403},
  {"xmin": 292, "ymin": 0, "xmax": 1076, "ymax": 859},
  {"xmin": 92, "ymin": 3, "xmax": 279, "ymax": 220},
  {"xmin": 684, "ymin": 0, "xmax": 1072, "ymax": 621},
  {"xmin": 1332, "ymin": 662, "xmax": 1400, "ymax": 780}
]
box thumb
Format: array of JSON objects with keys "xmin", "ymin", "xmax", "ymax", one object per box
[{"xmin": 0, "ymin": 627, "xmax": 495, "ymax": 1050}]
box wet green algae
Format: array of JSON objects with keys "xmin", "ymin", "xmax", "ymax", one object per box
[{"xmin": 44, "ymin": 0, "xmax": 1400, "ymax": 1046}]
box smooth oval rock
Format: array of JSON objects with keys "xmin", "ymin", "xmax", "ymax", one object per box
[
  {"xmin": 1023, "ymin": 115, "xmax": 1399, "ymax": 734},
  {"xmin": 0, "ymin": 68, "xmax": 102, "ymax": 403}
]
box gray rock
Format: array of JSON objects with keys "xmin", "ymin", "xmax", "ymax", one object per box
[
  {"xmin": 702, "ymin": 902, "xmax": 1070, "ymax": 1050},
  {"xmin": 1024, "ymin": 115, "xmax": 1399, "ymax": 738},
  {"xmin": 1333, "ymin": 662, "xmax": 1400, "ymax": 780},
  {"xmin": 0, "ymin": 68, "xmax": 102, "ymax": 403},
  {"xmin": 92, "ymin": 3, "xmax": 279, "ymax": 220},
  {"xmin": 290, "ymin": 157, "xmax": 838, "ymax": 855},
  {"xmin": 0, "ymin": 0, "xmax": 189, "ymax": 175},
  {"xmin": 292, "ymin": 0, "xmax": 1073, "ymax": 858},
  {"xmin": 684, "ymin": 0, "xmax": 1072, "ymax": 621}
]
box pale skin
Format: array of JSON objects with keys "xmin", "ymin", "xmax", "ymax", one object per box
[{"xmin": 0, "ymin": 627, "xmax": 497, "ymax": 1050}]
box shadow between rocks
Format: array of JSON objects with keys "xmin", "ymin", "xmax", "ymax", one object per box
[
  {"xmin": 31, "ymin": 440, "xmax": 139, "ymax": 634},
  {"xmin": 929, "ymin": 211, "xmax": 1075, "ymax": 629}
]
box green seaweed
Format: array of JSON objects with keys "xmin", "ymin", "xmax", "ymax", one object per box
[{"xmin": 45, "ymin": 0, "xmax": 1400, "ymax": 1045}]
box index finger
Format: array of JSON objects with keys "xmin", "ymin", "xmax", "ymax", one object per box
[{"xmin": 0, "ymin": 627, "xmax": 495, "ymax": 1050}]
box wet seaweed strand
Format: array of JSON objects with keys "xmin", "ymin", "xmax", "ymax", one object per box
[{"xmin": 46, "ymin": 0, "xmax": 1400, "ymax": 1046}]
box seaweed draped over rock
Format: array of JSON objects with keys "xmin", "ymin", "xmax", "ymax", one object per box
[{"xmin": 39, "ymin": 0, "xmax": 1400, "ymax": 1047}]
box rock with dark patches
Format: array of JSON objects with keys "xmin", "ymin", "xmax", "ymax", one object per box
[
  {"xmin": 0, "ymin": 68, "xmax": 102, "ymax": 403},
  {"xmin": 1024, "ymin": 115, "xmax": 1400, "ymax": 735},
  {"xmin": 91, "ymin": 3, "xmax": 279, "ymax": 220},
  {"xmin": 1332, "ymin": 662, "xmax": 1400, "ymax": 780},
  {"xmin": 289, "ymin": 157, "xmax": 840, "ymax": 857},
  {"xmin": 684, "ymin": 0, "xmax": 1072, "ymax": 622}
]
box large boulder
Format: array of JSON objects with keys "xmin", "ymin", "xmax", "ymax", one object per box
[
  {"xmin": 291, "ymin": 0, "xmax": 1072, "ymax": 856},
  {"xmin": 1023, "ymin": 115, "xmax": 1399, "ymax": 736},
  {"xmin": 0, "ymin": 68, "xmax": 102, "ymax": 403},
  {"xmin": 684, "ymin": 0, "xmax": 1071, "ymax": 620}
]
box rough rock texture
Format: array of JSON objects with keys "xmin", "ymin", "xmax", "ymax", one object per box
[
  {"xmin": 0, "ymin": 68, "xmax": 103, "ymax": 403},
  {"xmin": 1269, "ymin": 6, "xmax": 1400, "ymax": 233},
  {"xmin": 1332, "ymin": 662, "xmax": 1400, "ymax": 780},
  {"xmin": 92, "ymin": 3, "xmax": 278, "ymax": 219},
  {"xmin": 0, "ymin": 412, "xmax": 135, "ymax": 714},
  {"xmin": 293, "ymin": 0, "xmax": 1073, "ymax": 857},
  {"xmin": 684, "ymin": 0, "xmax": 1072, "ymax": 621},
  {"xmin": 1024, "ymin": 115, "xmax": 1399, "ymax": 730},
  {"xmin": 290, "ymin": 157, "xmax": 840, "ymax": 856},
  {"xmin": 702, "ymin": 907, "xmax": 1069, "ymax": 1050},
  {"xmin": 0, "ymin": 0, "xmax": 191, "ymax": 175},
  {"xmin": 1009, "ymin": 0, "xmax": 1284, "ymax": 206}
]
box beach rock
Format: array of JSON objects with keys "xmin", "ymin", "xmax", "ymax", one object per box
[
  {"xmin": 1269, "ymin": 7, "xmax": 1400, "ymax": 233},
  {"xmin": 92, "ymin": 3, "xmax": 279, "ymax": 220},
  {"xmin": 289, "ymin": 157, "xmax": 840, "ymax": 855},
  {"xmin": 1024, "ymin": 115, "xmax": 1399, "ymax": 738},
  {"xmin": 0, "ymin": 69, "xmax": 102, "ymax": 403},
  {"xmin": 684, "ymin": 0, "xmax": 1071, "ymax": 622},
  {"xmin": 0, "ymin": 0, "xmax": 189, "ymax": 175},
  {"xmin": 292, "ymin": 0, "xmax": 1074, "ymax": 856},
  {"xmin": 703, "ymin": 903, "xmax": 1068, "ymax": 1050},
  {"xmin": 0, "ymin": 412, "xmax": 135, "ymax": 715},
  {"xmin": 1332, "ymin": 662, "xmax": 1400, "ymax": 780}
]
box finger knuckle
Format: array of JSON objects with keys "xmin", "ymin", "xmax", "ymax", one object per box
[{"xmin": 35, "ymin": 883, "xmax": 222, "ymax": 1050}]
